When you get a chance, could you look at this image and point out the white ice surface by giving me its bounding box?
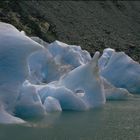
[15,83,46,118]
[0,22,43,122]
[28,48,72,83]
[102,77,132,100]
[0,22,139,124]
[98,48,115,70]
[60,52,106,108]
[38,84,89,111]
[100,50,140,94]
[48,41,91,67]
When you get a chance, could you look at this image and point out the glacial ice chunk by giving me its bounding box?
[48,41,91,67]
[102,77,132,100]
[15,82,46,119]
[0,22,42,113]
[60,52,106,108]
[0,22,42,85]
[100,50,140,94]
[28,49,72,83]
[28,40,92,83]
[0,22,139,124]
[28,48,53,83]
[38,85,88,111]
[98,48,115,70]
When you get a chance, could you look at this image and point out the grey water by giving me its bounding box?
[0,95,140,140]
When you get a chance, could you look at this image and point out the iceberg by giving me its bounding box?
[14,82,46,119]
[28,48,53,84]
[0,22,42,122]
[28,40,91,84]
[102,77,132,100]
[0,22,139,124]
[0,22,42,86]
[98,48,115,70]
[60,52,106,108]
[28,48,72,83]
[48,41,91,68]
[38,84,88,111]
[100,50,140,94]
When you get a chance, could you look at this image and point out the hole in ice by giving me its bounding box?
[75,89,85,97]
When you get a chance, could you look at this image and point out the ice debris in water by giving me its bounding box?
[0,22,139,124]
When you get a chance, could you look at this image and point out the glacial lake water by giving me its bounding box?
[0,95,140,140]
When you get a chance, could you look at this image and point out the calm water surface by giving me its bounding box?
[0,95,140,140]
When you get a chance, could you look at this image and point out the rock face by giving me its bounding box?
[0,1,140,61]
